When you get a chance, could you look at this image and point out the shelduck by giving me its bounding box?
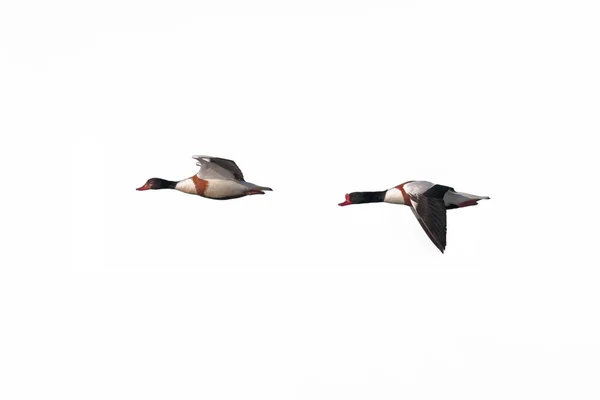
[338,181,489,253]
[137,155,272,200]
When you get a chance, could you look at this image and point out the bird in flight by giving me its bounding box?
[338,181,489,253]
[137,155,272,200]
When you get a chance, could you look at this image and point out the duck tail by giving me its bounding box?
[445,191,489,209]
[243,182,273,192]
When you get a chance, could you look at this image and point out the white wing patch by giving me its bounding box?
[193,156,237,180]
[403,181,434,196]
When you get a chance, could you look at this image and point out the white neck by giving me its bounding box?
[383,188,406,205]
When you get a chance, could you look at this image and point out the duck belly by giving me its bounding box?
[204,180,249,199]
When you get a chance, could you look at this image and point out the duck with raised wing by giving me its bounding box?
[338,181,489,253]
[137,156,272,200]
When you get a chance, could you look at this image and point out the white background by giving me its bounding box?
[2,1,600,399]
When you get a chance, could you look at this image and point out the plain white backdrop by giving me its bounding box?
[2,1,600,399]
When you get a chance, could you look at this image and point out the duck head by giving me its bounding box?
[338,191,386,206]
[136,178,177,191]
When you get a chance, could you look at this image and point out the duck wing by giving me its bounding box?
[193,156,245,181]
[407,185,453,253]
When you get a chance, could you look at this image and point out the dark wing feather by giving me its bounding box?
[422,184,454,199]
[207,158,245,181]
[410,196,447,253]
